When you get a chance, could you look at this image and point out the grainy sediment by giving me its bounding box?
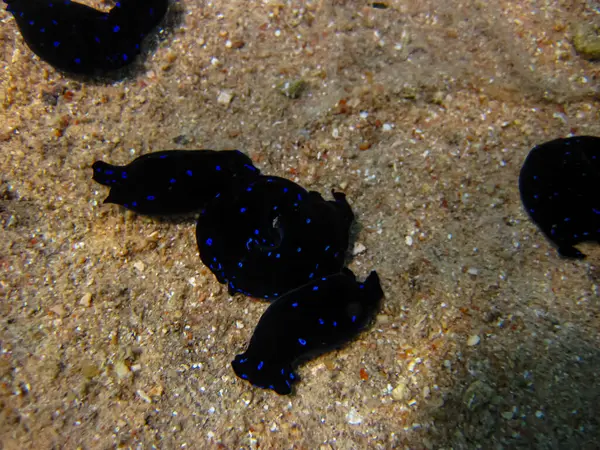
[1,1,599,448]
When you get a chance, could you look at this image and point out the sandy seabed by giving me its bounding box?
[1,1,599,449]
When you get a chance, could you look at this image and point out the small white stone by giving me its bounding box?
[217,90,234,106]
[346,407,363,425]
[467,267,479,276]
[359,111,369,119]
[133,261,145,272]
[405,235,413,246]
[235,320,244,329]
[352,242,366,255]
[467,335,481,346]
[382,123,393,131]
[535,410,544,419]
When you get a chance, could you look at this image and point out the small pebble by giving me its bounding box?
[279,79,306,99]
[133,261,145,272]
[405,236,413,246]
[392,382,407,401]
[148,385,164,397]
[79,292,93,307]
[573,22,600,59]
[240,390,254,406]
[50,304,68,317]
[423,386,431,398]
[80,359,100,378]
[467,267,479,276]
[376,314,390,324]
[467,335,481,346]
[173,134,191,145]
[346,407,363,425]
[137,389,152,403]
[501,410,515,420]
[463,380,494,410]
[217,90,234,106]
[352,242,366,255]
[114,361,131,379]
[407,358,421,372]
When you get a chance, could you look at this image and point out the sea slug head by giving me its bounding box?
[232,353,296,395]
